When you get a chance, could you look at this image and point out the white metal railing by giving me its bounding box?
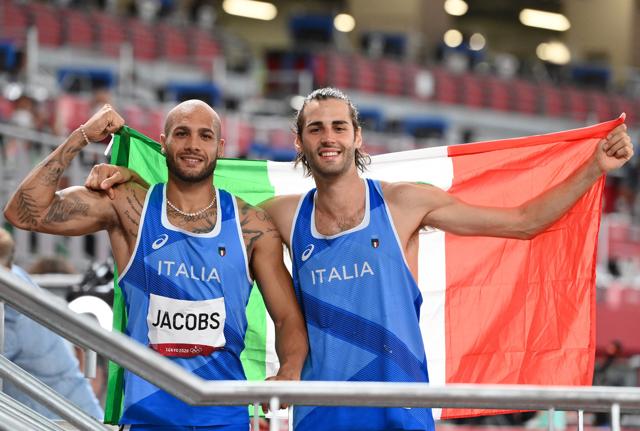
[1,266,640,431]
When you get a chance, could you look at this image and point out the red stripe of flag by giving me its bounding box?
[441,116,624,418]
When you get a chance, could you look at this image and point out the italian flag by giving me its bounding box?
[104,116,623,423]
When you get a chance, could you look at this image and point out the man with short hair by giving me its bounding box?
[81,88,634,431]
[0,228,103,420]
[4,101,308,430]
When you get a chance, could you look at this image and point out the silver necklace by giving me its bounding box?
[166,194,216,218]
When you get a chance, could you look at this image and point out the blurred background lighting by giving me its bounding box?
[519,8,570,31]
[444,29,463,48]
[469,33,486,51]
[444,0,469,17]
[536,41,571,64]
[222,0,277,21]
[334,13,356,33]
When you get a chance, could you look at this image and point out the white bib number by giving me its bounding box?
[147,294,226,357]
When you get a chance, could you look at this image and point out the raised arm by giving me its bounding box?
[237,199,308,381]
[3,105,125,235]
[388,124,633,240]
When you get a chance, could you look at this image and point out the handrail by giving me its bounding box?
[1,266,640,416]
[0,355,108,431]
[0,391,65,431]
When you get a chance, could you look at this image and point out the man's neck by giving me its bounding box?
[313,171,365,217]
[165,177,216,213]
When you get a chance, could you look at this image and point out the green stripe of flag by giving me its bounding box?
[104,126,275,424]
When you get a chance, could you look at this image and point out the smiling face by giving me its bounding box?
[161,100,224,184]
[296,98,362,179]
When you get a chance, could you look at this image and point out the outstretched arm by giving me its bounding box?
[238,200,308,381]
[388,124,634,239]
[4,105,125,235]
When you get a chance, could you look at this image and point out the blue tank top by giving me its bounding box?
[290,179,435,431]
[118,183,252,427]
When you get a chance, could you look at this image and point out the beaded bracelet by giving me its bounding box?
[79,125,91,145]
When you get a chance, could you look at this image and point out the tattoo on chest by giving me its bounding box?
[167,207,217,233]
[44,196,89,223]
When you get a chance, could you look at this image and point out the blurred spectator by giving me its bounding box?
[10,95,36,129]
[28,254,109,408]
[0,228,103,420]
[90,86,114,114]
[29,255,77,274]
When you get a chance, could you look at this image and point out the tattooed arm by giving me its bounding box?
[3,105,125,235]
[238,199,308,382]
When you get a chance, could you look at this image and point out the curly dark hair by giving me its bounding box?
[293,87,370,176]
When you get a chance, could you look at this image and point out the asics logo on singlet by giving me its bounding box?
[152,234,169,250]
[301,244,315,261]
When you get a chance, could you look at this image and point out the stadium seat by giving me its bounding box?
[540,84,564,118]
[55,95,91,133]
[0,96,13,120]
[128,17,158,61]
[484,76,510,111]
[432,67,457,105]
[460,73,483,108]
[92,11,126,57]
[353,56,376,93]
[565,87,589,122]
[0,0,28,43]
[189,28,220,71]
[588,91,613,122]
[512,79,538,115]
[311,53,328,87]
[328,52,351,89]
[26,2,63,47]
[158,23,188,63]
[64,9,95,49]
[378,59,403,96]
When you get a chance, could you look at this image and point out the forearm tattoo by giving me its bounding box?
[16,189,40,227]
[39,159,65,186]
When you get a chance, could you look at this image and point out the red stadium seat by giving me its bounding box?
[460,73,483,108]
[0,96,13,120]
[378,59,403,96]
[146,108,165,141]
[588,91,613,122]
[92,11,126,57]
[565,87,589,122]
[353,56,376,93]
[158,23,188,63]
[432,67,457,105]
[64,9,94,49]
[0,1,28,43]
[189,28,220,71]
[26,2,63,47]
[123,104,150,137]
[128,18,157,61]
[327,52,350,89]
[55,95,91,133]
[611,96,636,126]
[484,76,510,111]
[311,53,328,87]
[512,79,538,114]
[540,84,564,118]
